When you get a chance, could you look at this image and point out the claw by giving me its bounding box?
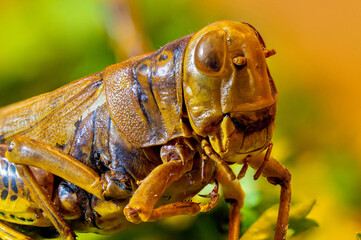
[199,181,219,212]
[124,206,142,224]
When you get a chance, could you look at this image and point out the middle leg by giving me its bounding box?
[215,166,245,240]
[124,142,195,223]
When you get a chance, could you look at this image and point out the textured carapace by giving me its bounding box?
[103,36,192,147]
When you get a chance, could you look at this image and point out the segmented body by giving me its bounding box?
[0,156,54,226]
[0,34,217,234]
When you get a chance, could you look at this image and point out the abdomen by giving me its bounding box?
[0,156,53,227]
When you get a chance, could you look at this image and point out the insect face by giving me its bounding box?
[183,21,278,163]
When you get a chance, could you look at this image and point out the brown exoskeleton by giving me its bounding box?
[0,21,290,240]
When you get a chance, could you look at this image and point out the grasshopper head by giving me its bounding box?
[183,21,278,163]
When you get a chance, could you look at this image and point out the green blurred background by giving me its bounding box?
[1,0,360,239]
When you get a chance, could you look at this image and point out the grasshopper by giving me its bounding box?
[0,21,290,240]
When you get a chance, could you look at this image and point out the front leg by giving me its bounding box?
[245,154,291,240]
[124,141,195,224]
[215,166,245,240]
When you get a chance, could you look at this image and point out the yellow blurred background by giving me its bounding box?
[0,0,360,239]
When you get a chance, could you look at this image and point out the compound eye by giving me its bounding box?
[194,29,226,76]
